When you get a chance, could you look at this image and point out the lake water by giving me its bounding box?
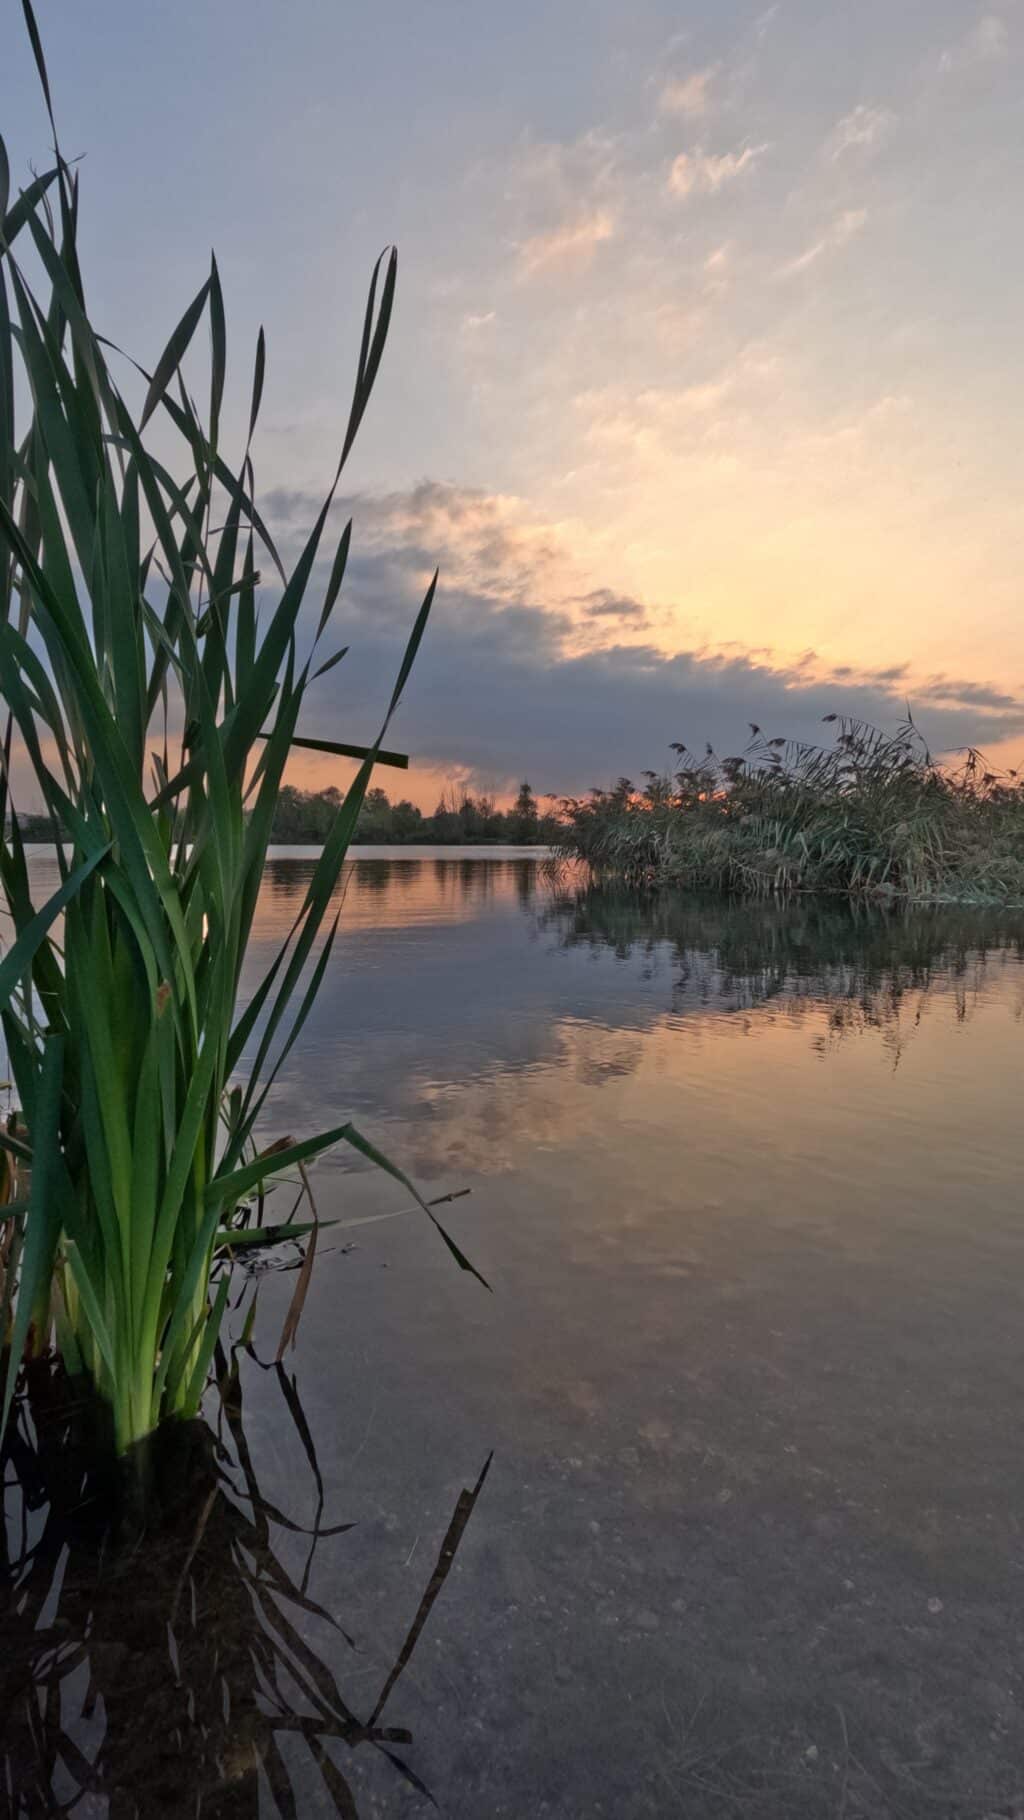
[6,850,1024,1817]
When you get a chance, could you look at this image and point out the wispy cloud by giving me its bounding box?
[777,207,867,278]
[824,104,894,160]
[754,6,780,43]
[658,66,718,118]
[518,209,616,277]
[668,143,768,199]
[938,12,1008,72]
[487,126,623,282]
[573,347,785,471]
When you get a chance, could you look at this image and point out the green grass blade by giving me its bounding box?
[0,846,108,1016]
[140,275,212,428]
[2,1034,63,1432]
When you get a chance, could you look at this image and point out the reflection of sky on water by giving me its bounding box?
[19,851,1024,1814]
[241,858,1024,1817]
[236,859,1024,1201]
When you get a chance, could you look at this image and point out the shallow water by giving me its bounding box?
[6,851,1024,1817]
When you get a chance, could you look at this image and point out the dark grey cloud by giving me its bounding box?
[261,483,1024,796]
[577,589,648,623]
[919,678,1023,712]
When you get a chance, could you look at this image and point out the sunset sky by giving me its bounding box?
[6,0,1023,806]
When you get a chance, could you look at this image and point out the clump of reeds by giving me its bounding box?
[0,4,480,1457]
[558,718,1024,904]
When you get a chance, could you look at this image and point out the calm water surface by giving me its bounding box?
[6,849,1024,1818]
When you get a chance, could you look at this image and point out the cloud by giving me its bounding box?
[668,144,768,199]
[824,104,894,160]
[265,478,579,614]
[938,13,1008,71]
[919,677,1022,711]
[492,127,621,283]
[262,483,1024,796]
[461,310,496,331]
[577,589,649,624]
[658,66,718,118]
[754,6,780,43]
[572,344,786,467]
[777,207,867,278]
[518,208,616,276]
[507,127,620,199]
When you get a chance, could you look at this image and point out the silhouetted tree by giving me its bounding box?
[357,786,394,841]
[391,798,423,838]
[509,780,539,842]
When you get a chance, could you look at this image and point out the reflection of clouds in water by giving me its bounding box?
[406,1020,648,1176]
[243,861,1024,1182]
[296,963,1024,1257]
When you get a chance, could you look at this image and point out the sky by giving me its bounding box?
[5,0,1024,806]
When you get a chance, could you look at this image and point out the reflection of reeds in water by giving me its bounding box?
[1,1352,489,1816]
[542,886,1024,1034]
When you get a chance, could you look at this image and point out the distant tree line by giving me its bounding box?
[270,780,562,845]
[10,781,563,847]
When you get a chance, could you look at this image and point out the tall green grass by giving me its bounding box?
[0,6,480,1456]
[559,718,1024,903]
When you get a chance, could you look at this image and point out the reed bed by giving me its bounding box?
[0,5,479,1458]
[558,719,1024,904]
